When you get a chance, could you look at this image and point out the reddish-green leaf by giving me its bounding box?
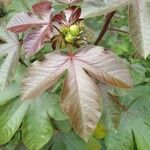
[21,45,132,140]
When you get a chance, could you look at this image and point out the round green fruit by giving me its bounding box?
[65,33,74,43]
[61,26,69,35]
[69,25,80,36]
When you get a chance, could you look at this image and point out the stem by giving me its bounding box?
[94,11,116,45]
[108,28,129,35]
[19,58,28,67]
[53,25,62,34]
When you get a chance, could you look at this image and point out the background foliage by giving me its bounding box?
[0,0,150,150]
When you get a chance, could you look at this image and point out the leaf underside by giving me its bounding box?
[129,0,150,58]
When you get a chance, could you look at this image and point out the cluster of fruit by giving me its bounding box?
[61,24,81,43]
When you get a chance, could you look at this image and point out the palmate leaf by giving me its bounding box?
[7,1,53,56]
[21,45,132,140]
[81,0,130,18]
[128,0,150,58]
[22,92,67,150]
[105,85,150,150]
[0,28,19,90]
[0,88,66,149]
[22,93,53,150]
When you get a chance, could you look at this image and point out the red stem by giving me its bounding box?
[108,93,128,112]
[94,11,116,45]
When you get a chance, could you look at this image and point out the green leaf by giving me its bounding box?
[54,119,71,133]
[99,84,121,132]
[45,94,67,121]
[22,93,54,150]
[93,123,106,140]
[87,137,101,150]
[129,0,150,58]
[81,0,129,18]
[0,82,20,106]
[130,63,146,85]
[0,28,19,90]
[0,98,28,145]
[22,92,66,150]
[51,132,87,150]
[105,85,150,150]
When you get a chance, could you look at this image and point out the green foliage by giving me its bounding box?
[0,0,150,150]
[105,86,150,150]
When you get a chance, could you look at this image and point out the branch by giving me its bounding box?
[94,11,116,45]
[108,28,129,35]
[19,57,28,67]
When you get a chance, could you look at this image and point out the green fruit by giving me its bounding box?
[61,26,69,35]
[69,25,80,36]
[65,33,74,43]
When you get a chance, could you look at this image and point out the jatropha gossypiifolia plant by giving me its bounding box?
[4,0,150,149]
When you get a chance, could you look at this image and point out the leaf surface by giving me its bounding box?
[51,132,87,150]
[76,45,132,89]
[61,59,102,140]
[81,0,130,18]
[23,26,49,56]
[0,29,19,90]
[7,12,44,33]
[0,98,28,145]
[22,45,132,140]
[55,0,81,4]
[7,1,53,55]
[22,93,54,150]
[99,83,121,132]
[32,1,52,15]
[129,0,150,58]
[0,82,20,106]
[105,86,150,150]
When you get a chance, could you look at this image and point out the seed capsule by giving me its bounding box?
[65,33,74,43]
[69,25,80,36]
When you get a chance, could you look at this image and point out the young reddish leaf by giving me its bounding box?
[32,1,52,15]
[52,6,81,26]
[55,0,81,4]
[23,26,51,56]
[7,12,44,33]
[21,45,132,140]
[7,3,54,55]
